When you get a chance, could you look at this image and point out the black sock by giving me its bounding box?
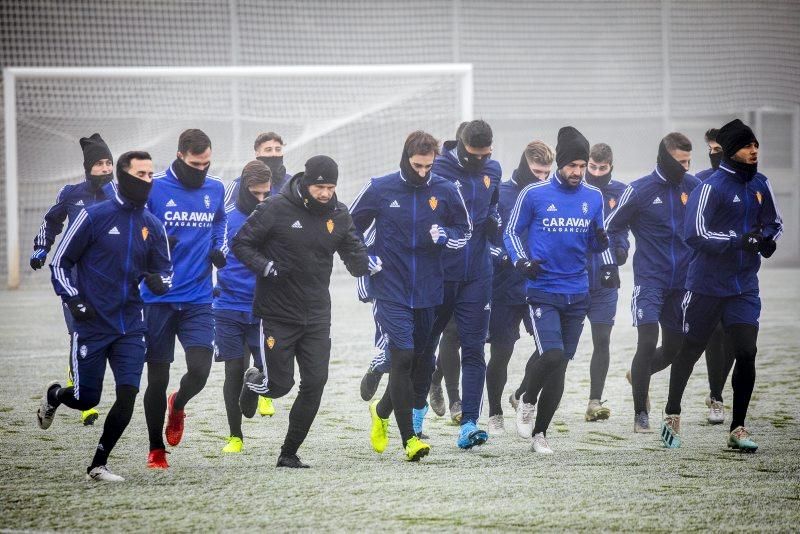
[665,338,707,415]
[387,346,415,446]
[514,350,540,400]
[704,323,728,402]
[89,385,138,470]
[630,324,658,414]
[224,358,246,439]
[281,374,326,457]
[522,349,564,405]
[144,361,170,450]
[486,342,514,416]
[438,323,461,406]
[589,323,612,400]
[375,386,393,419]
[727,324,758,431]
[173,347,213,410]
[532,359,569,435]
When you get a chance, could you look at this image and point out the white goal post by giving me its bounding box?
[3,63,473,288]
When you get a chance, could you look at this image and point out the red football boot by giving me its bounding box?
[165,391,185,446]
[147,448,169,469]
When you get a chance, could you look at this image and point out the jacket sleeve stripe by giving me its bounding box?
[603,185,633,228]
[505,184,533,261]
[763,178,784,241]
[696,184,731,241]
[446,186,472,249]
[51,208,89,297]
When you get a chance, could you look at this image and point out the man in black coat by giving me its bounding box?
[233,155,370,468]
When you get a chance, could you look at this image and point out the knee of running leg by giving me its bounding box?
[115,385,139,410]
[75,389,101,410]
[267,380,293,399]
[541,348,565,366]
[299,374,328,395]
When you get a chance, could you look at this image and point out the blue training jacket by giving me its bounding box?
[50,192,173,336]
[140,164,227,304]
[213,203,257,313]
[33,181,110,254]
[433,142,501,282]
[350,170,472,309]
[224,172,291,211]
[586,176,630,291]
[605,167,700,290]
[684,163,783,297]
[695,167,716,181]
[504,173,607,295]
[490,173,528,305]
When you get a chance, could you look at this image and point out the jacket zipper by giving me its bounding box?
[668,187,676,289]
[466,178,475,280]
[738,183,748,294]
[411,188,417,308]
[122,213,133,333]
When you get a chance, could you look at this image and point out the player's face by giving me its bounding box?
[128,158,154,182]
[528,161,551,181]
[255,139,284,158]
[733,142,759,164]
[708,141,722,154]
[248,182,270,201]
[408,152,435,178]
[177,147,212,170]
[90,158,113,176]
[561,160,586,186]
[668,148,691,171]
[308,184,336,203]
[587,158,612,177]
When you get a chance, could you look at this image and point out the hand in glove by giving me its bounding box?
[30,248,47,270]
[614,247,628,266]
[600,264,621,288]
[758,237,777,258]
[738,232,762,254]
[209,249,227,268]
[594,227,609,250]
[367,255,383,276]
[484,213,501,239]
[514,258,545,280]
[263,260,291,280]
[66,296,96,321]
[429,224,448,245]
[143,273,170,296]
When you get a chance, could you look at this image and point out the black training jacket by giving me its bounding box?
[232,175,369,325]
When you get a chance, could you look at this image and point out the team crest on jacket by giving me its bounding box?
[756,191,763,205]
[204,194,211,209]
[266,336,275,349]
[582,202,588,215]
[608,197,617,209]
[141,227,149,241]
[483,175,490,189]
[429,196,438,211]
[681,192,688,205]
[326,219,335,234]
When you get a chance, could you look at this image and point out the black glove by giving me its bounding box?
[614,247,628,266]
[514,259,544,280]
[484,214,501,239]
[263,260,291,280]
[594,227,609,250]
[759,237,777,258]
[29,248,47,270]
[167,235,179,251]
[600,264,621,288]
[143,273,169,296]
[739,232,762,254]
[209,249,227,268]
[498,253,512,269]
[66,296,95,321]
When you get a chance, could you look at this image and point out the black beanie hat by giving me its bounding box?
[79,133,113,174]
[555,126,590,169]
[301,155,338,186]
[717,119,758,160]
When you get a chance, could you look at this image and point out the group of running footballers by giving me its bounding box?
[31,118,782,481]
